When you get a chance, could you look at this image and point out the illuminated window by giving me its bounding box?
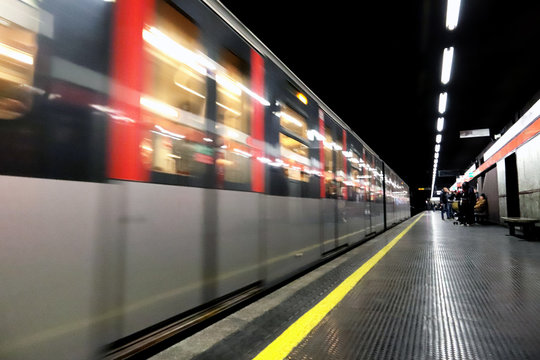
[278,106,309,182]
[216,50,250,133]
[143,0,209,177]
[0,17,37,119]
[279,133,309,181]
[218,138,251,185]
[216,50,251,185]
[279,105,307,140]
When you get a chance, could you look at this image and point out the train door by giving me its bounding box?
[335,129,351,247]
[343,137,366,244]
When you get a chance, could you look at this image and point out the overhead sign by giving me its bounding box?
[460,128,490,138]
[438,169,461,177]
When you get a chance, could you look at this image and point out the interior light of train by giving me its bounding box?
[141,96,178,120]
[436,134,442,143]
[437,117,445,131]
[167,154,181,159]
[216,101,241,116]
[435,144,441,152]
[438,92,447,114]
[216,74,242,96]
[142,145,153,152]
[441,47,454,84]
[275,111,303,127]
[0,42,34,65]
[307,129,325,141]
[203,137,213,142]
[174,81,206,99]
[237,82,270,106]
[143,26,210,75]
[342,151,353,158]
[446,0,461,31]
[296,92,308,105]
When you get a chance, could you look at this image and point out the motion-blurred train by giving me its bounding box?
[0,0,410,358]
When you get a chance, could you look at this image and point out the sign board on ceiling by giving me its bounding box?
[459,128,490,138]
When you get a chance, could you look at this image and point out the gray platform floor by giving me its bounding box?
[153,212,540,360]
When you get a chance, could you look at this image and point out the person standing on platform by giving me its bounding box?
[461,182,476,225]
[439,187,449,220]
[444,188,454,219]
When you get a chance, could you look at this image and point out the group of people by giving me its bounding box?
[438,181,488,225]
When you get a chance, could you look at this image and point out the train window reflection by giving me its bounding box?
[0,17,37,120]
[217,138,251,185]
[149,119,210,176]
[144,1,209,177]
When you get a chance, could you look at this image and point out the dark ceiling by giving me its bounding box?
[218,0,540,208]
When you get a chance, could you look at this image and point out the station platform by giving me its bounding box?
[152,211,540,360]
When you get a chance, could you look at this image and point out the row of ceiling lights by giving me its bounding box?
[431,0,462,198]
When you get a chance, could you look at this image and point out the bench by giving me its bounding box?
[501,217,540,240]
[474,211,488,224]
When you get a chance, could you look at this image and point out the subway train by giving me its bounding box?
[0,0,410,359]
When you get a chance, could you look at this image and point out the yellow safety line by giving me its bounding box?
[252,213,424,360]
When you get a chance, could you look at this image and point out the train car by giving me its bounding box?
[0,0,410,359]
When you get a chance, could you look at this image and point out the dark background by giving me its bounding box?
[219,0,540,213]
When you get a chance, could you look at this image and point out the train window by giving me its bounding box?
[0,17,37,120]
[215,50,251,186]
[217,136,251,185]
[279,104,307,140]
[216,50,251,134]
[278,105,310,182]
[149,118,209,176]
[279,133,310,182]
[145,1,206,117]
[143,0,209,177]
